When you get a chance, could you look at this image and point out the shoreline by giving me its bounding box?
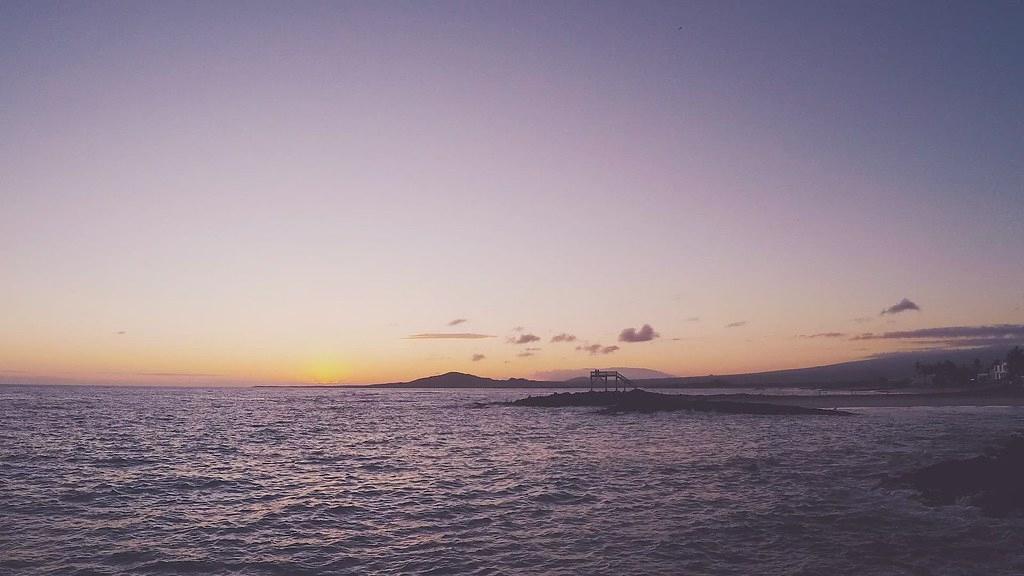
[702,389,1024,409]
[509,389,852,415]
[250,383,1024,408]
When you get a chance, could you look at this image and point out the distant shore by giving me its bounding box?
[253,381,1024,408]
[502,388,1024,410]
[707,389,1024,409]
[509,389,852,416]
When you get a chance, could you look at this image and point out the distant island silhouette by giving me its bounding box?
[362,344,1021,390]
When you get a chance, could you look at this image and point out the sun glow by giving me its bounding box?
[305,358,349,384]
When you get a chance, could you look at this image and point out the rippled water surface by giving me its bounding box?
[2,385,1023,575]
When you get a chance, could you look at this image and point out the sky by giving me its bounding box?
[1,1,1022,385]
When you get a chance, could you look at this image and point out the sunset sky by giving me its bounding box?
[2,1,1022,385]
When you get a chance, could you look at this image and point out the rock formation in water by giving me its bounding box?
[509,389,850,416]
[888,434,1024,517]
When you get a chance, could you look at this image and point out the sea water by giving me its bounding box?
[2,385,1022,575]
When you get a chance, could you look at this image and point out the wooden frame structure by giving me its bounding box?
[589,370,634,391]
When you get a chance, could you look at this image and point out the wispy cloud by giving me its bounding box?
[136,371,224,377]
[577,344,619,355]
[406,333,495,340]
[685,316,700,322]
[618,324,659,343]
[798,332,846,339]
[725,321,747,328]
[880,298,920,315]
[448,318,467,326]
[517,351,536,358]
[852,324,1024,341]
[508,333,541,345]
[550,333,577,343]
[471,353,486,362]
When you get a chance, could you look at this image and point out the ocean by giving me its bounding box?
[2,385,1022,575]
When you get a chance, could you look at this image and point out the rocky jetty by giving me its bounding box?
[888,434,1024,517]
[509,389,850,416]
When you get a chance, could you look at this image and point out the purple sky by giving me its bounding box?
[1,1,1022,384]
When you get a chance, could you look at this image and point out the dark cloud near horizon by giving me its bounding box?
[880,298,920,315]
[406,333,495,340]
[618,324,659,343]
[509,333,541,345]
[725,321,747,328]
[852,324,1024,341]
[517,351,536,358]
[471,353,485,362]
[550,333,577,343]
[798,332,846,339]
[919,337,1024,349]
[448,318,467,326]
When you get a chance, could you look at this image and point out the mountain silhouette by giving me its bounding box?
[369,345,1020,389]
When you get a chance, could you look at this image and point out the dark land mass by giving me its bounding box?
[636,344,1018,389]
[886,434,1024,517]
[359,345,1020,390]
[262,370,1024,407]
[368,372,556,388]
[508,389,851,416]
[693,386,1024,409]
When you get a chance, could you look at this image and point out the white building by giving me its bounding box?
[991,361,1009,381]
